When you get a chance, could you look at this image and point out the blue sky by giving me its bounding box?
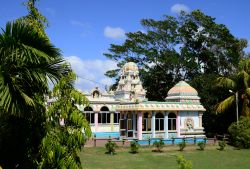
[1,0,250,91]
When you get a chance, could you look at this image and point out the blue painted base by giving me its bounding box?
[93,132,120,138]
[135,138,206,145]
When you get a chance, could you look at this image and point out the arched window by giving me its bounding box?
[92,90,100,98]
[155,112,164,131]
[99,106,110,124]
[100,106,109,111]
[83,106,94,124]
[168,113,176,130]
[84,106,93,111]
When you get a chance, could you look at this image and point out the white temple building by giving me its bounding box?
[80,62,206,140]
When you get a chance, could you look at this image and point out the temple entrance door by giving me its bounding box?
[127,119,133,138]
[120,119,126,137]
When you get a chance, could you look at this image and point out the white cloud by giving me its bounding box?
[171,4,190,14]
[65,56,117,92]
[104,26,125,39]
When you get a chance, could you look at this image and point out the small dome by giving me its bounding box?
[166,81,200,103]
[167,81,198,96]
[122,62,138,72]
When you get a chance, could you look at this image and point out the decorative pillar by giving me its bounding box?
[151,112,155,138]
[137,112,142,140]
[176,112,180,137]
[164,112,169,139]
[94,112,98,132]
[133,112,136,137]
[110,112,114,131]
[198,112,202,127]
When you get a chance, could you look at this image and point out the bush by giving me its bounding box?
[228,117,250,149]
[105,141,118,155]
[197,142,205,150]
[177,155,193,169]
[178,140,186,151]
[130,141,140,154]
[153,140,164,152]
[218,140,226,151]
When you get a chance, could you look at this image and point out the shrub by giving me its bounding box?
[197,142,205,150]
[218,140,226,151]
[130,141,140,154]
[153,140,164,152]
[105,141,118,155]
[177,155,193,169]
[228,117,250,149]
[178,140,186,151]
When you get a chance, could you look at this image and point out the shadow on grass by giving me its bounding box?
[104,152,117,155]
[152,150,163,153]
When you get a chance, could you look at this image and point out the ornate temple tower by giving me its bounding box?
[114,62,146,102]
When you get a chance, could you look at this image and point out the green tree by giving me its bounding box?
[104,10,247,134]
[0,21,66,168]
[216,58,250,117]
[104,10,246,101]
[38,70,91,169]
[18,0,48,37]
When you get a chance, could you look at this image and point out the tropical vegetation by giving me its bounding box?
[0,0,90,168]
[228,117,250,148]
[38,70,91,168]
[0,20,66,168]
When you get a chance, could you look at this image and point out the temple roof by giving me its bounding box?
[122,62,139,73]
[165,81,200,104]
[167,81,198,96]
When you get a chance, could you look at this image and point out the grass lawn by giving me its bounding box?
[79,144,250,169]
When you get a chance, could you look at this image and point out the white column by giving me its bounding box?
[137,112,142,140]
[94,112,98,132]
[176,112,180,137]
[164,112,169,139]
[151,112,155,138]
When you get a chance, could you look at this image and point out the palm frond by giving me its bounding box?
[216,95,235,114]
[216,77,236,90]
[0,21,67,116]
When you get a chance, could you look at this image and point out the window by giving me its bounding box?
[114,112,120,123]
[98,106,110,124]
[168,113,176,130]
[143,112,151,131]
[155,113,164,131]
[84,107,94,124]
[93,90,100,98]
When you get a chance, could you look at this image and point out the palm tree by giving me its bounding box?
[0,21,67,168]
[216,58,250,117]
[0,21,66,117]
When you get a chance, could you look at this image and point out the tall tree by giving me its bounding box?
[105,10,246,100]
[18,0,48,37]
[39,70,91,169]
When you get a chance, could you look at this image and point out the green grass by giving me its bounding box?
[79,144,250,169]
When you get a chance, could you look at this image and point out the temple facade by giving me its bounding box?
[80,62,206,140]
